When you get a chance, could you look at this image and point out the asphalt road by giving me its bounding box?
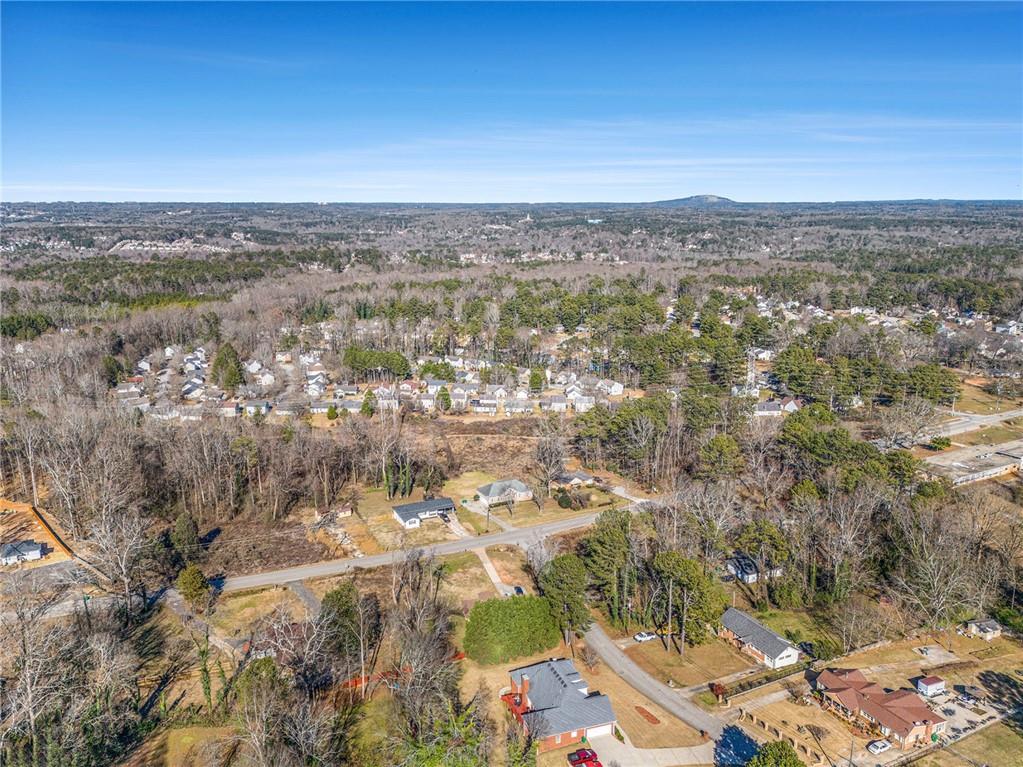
[930,407,1023,438]
[219,511,600,593]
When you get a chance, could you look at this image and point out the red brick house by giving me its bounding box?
[501,658,616,752]
[815,668,946,750]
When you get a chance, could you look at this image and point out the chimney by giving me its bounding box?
[520,674,530,700]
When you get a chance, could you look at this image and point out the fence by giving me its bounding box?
[736,707,827,767]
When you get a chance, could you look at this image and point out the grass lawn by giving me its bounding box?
[208,586,304,638]
[486,545,532,592]
[955,423,1023,446]
[580,657,708,748]
[753,607,837,649]
[440,551,498,612]
[840,633,1023,698]
[359,486,461,549]
[916,722,1023,767]
[456,506,489,535]
[485,489,618,528]
[953,376,1023,415]
[625,637,757,688]
[443,470,499,504]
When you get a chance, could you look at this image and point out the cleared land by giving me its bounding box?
[953,374,1023,415]
[208,586,305,639]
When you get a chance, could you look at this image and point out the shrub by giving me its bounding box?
[177,564,211,611]
[463,596,560,665]
[556,492,573,509]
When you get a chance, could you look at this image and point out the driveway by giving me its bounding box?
[588,733,715,767]
[584,623,727,738]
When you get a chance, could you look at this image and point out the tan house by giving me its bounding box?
[815,669,945,750]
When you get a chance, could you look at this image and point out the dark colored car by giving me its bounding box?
[513,585,525,596]
[567,750,598,766]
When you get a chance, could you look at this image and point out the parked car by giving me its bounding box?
[513,585,525,596]
[567,749,599,766]
[798,641,815,656]
[867,740,891,755]
[633,631,657,643]
[438,512,450,523]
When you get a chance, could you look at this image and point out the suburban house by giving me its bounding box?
[573,395,596,413]
[725,553,782,584]
[555,470,595,488]
[916,676,945,697]
[1,540,43,566]
[597,379,624,397]
[392,497,456,529]
[540,395,568,413]
[966,618,1002,641]
[754,397,803,418]
[477,479,533,508]
[719,607,800,669]
[244,400,271,416]
[814,668,946,750]
[501,658,616,752]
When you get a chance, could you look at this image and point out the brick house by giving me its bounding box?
[501,659,616,752]
[815,668,946,750]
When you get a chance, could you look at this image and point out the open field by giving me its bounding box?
[162,726,236,767]
[208,586,305,639]
[625,636,757,688]
[953,374,1023,415]
[443,470,499,504]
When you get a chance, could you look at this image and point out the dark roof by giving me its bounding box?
[510,658,615,736]
[392,497,455,523]
[721,607,795,661]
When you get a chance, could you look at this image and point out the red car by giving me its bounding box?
[567,749,599,766]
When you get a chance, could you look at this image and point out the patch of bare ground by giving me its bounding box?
[202,515,333,578]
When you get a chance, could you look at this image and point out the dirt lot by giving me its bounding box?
[203,513,333,578]
[0,499,68,569]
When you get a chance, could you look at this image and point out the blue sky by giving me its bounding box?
[2,2,1021,202]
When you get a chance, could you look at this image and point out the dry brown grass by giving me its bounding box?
[208,586,305,639]
[625,637,757,688]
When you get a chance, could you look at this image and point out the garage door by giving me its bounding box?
[586,724,613,738]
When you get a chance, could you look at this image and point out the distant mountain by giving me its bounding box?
[649,195,739,208]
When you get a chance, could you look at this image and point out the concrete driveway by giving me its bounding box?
[587,733,715,767]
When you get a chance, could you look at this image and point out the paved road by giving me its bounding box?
[584,623,726,738]
[219,512,600,593]
[930,407,1023,438]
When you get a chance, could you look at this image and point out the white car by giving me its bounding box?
[633,631,657,643]
[867,740,891,755]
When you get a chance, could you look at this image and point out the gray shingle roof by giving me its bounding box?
[721,607,795,661]
[510,659,615,736]
[478,479,529,498]
[392,497,455,524]
[1,540,42,560]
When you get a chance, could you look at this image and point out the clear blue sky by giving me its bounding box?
[3,2,1021,202]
